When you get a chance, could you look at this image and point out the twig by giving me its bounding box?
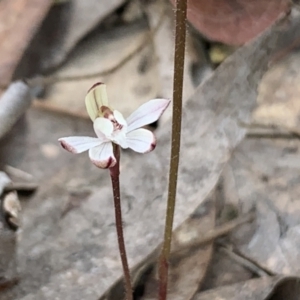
[158,0,187,299]
[0,81,32,139]
[4,165,34,182]
[219,244,276,277]
[0,172,11,195]
[219,246,270,277]
[240,121,300,139]
[4,182,38,193]
[171,213,255,261]
[247,131,300,139]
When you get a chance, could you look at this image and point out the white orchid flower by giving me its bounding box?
[59,83,170,169]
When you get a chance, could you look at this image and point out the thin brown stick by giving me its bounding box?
[240,121,300,139]
[0,81,32,139]
[219,246,271,277]
[158,0,187,299]
[4,165,34,181]
[110,147,132,300]
[4,182,38,192]
[230,244,276,275]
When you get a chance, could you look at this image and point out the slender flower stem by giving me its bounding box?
[158,0,187,299]
[110,146,133,300]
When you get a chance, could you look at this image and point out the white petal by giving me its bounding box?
[58,136,102,153]
[89,142,116,169]
[94,118,114,138]
[126,99,170,132]
[112,131,128,149]
[85,83,109,121]
[126,129,156,153]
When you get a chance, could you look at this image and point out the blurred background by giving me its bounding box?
[1,0,300,300]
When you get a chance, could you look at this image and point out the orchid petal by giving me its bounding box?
[85,83,109,121]
[112,131,128,149]
[58,136,103,153]
[94,118,114,138]
[126,128,156,153]
[89,142,116,169]
[126,99,170,132]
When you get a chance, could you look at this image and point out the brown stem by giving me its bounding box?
[158,0,187,299]
[110,146,133,300]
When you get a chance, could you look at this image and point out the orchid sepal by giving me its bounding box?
[85,82,109,121]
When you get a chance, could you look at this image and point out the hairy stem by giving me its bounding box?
[110,146,133,300]
[158,0,187,299]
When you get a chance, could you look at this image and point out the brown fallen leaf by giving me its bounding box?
[200,246,254,291]
[225,42,300,274]
[227,137,300,275]
[0,172,11,196]
[15,0,127,76]
[36,19,159,120]
[101,211,254,300]
[266,276,300,300]
[170,0,290,46]
[0,81,32,140]
[0,181,19,286]
[193,276,300,300]
[139,195,216,300]
[254,52,300,131]
[0,0,52,90]
[0,9,294,300]
[35,0,200,123]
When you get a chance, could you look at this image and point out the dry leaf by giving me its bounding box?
[0,184,18,285]
[47,0,125,69]
[141,197,215,300]
[225,42,300,273]
[254,53,300,131]
[0,172,11,195]
[193,276,300,300]
[0,81,32,139]
[0,0,52,89]
[170,0,290,46]
[15,0,126,75]
[38,20,159,119]
[0,9,294,300]
[228,138,300,275]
